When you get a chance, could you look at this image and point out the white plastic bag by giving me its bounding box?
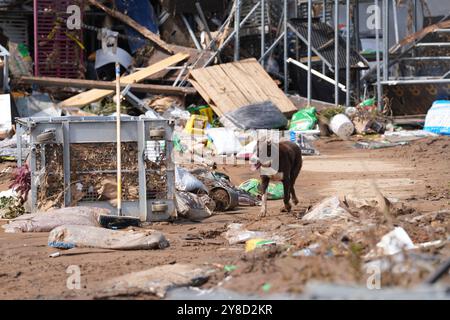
[206,128,242,155]
[175,167,207,192]
[424,100,450,135]
[48,225,169,250]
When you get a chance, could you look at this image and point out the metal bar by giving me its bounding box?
[415,42,450,47]
[288,23,334,70]
[137,119,147,222]
[173,63,188,87]
[334,0,339,106]
[181,14,202,51]
[307,0,312,104]
[204,2,261,67]
[16,125,22,167]
[322,0,327,74]
[375,0,382,111]
[234,0,241,61]
[33,0,38,76]
[62,122,71,207]
[288,58,347,92]
[399,56,450,61]
[424,258,450,285]
[345,0,350,107]
[259,32,285,62]
[354,0,361,100]
[380,79,450,85]
[284,0,288,93]
[392,0,400,44]
[383,0,389,81]
[261,0,265,66]
[195,1,216,51]
[30,144,37,212]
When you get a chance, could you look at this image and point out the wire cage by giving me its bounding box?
[16,116,175,222]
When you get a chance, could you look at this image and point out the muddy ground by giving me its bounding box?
[0,136,448,299]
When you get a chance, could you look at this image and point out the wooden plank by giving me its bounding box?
[87,0,173,54]
[190,59,297,116]
[20,76,197,96]
[59,53,189,108]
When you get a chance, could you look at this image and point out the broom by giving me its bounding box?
[98,62,140,229]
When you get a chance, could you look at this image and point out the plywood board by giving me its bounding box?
[190,58,297,116]
[59,53,189,108]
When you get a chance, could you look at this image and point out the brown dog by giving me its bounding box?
[251,140,302,217]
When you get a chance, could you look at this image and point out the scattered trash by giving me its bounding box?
[366,227,416,258]
[222,101,288,130]
[49,252,61,258]
[383,130,438,143]
[261,283,272,292]
[175,167,208,193]
[175,191,214,220]
[302,196,353,221]
[224,265,237,272]
[292,243,321,257]
[238,179,284,200]
[424,100,450,136]
[209,186,239,211]
[1,207,108,233]
[354,140,409,149]
[329,114,354,139]
[101,263,214,298]
[289,107,317,131]
[48,225,169,250]
[206,128,242,155]
[245,238,276,252]
[223,223,267,245]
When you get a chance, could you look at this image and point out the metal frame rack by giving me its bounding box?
[16,116,176,222]
[187,0,449,111]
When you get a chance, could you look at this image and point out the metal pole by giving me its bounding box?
[322,0,327,74]
[383,0,389,81]
[345,0,350,107]
[181,14,202,51]
[334,0,339,106]
[354,0,361,100]
[283,0,288,93]
[307,0,312,105]
[195,2,216,50]
[235,0,241,61]
[392,0,400,44]
[261,0,265,66]
[33,0,38,76]
[375,0,382,111]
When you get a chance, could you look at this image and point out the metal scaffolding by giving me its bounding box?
[183,0,450,111]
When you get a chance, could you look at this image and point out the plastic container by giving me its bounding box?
[329,114,354,139]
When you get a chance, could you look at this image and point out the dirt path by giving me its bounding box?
[0,137,448,299]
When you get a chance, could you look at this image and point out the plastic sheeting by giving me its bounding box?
[221,101,288,130]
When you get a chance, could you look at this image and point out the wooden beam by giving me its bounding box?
[87,0,174,54]
[20,76,197,96]
[59,52,189,108]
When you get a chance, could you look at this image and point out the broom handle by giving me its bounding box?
[115,62,122,215]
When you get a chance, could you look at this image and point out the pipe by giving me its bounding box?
[181,14,202,51]
[334,0,339,106]
[283,0,288,93]
[345,0,350,107]
[235,0,241,61]
[261,0,265,66]
[33,0,38,76]
[307,0,312,105]
[375,0,382,111]
[288,58,347,92]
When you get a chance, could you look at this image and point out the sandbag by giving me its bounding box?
[222,101,288,130]
[48,225,169,250]
[289,107,317,131]
[238,179,284,200]
[175,167,207,193]
[175,191,214,220]
[1,206,108,233]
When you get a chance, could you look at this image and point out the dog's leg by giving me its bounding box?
[290,187,299,206]
[281,176,292,212]
[259,176,269,218]
[290,159,302,206]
